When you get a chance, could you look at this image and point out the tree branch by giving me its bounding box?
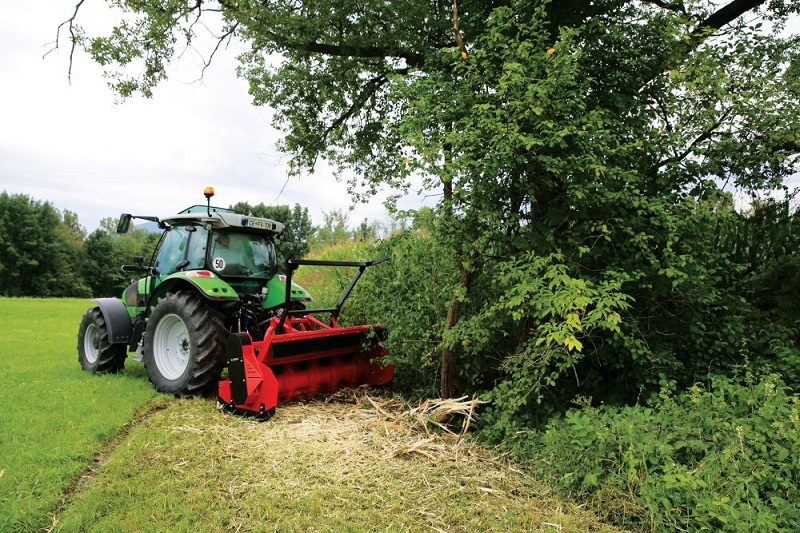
[638,0,768,97]
[301,42,424,68]
[652,109,732,171]
[44,0,85,84]
[322,73,388,136]
[639,0,688,13]
[199,22,239,80]
[453,0,467,58]
[692,0,765,37]
[302,73,390,167]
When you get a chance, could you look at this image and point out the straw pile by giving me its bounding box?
[207,388,503,478]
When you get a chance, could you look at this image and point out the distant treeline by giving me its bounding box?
[0,191,398,298]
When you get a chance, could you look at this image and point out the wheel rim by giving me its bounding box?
[153,313,191,380]
[83,323,100,364]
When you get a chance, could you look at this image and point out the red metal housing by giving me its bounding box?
[217,314,393,420]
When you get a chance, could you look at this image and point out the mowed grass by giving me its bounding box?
[51,394,616,533]
[1,298,616,532]
[0,298,161,531]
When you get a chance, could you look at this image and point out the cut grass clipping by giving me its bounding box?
[52,391,615,532]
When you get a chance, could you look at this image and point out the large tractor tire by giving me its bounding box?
[143,291,226,396]
[77,307,126,374]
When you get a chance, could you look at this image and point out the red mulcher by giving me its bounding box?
[217,258,394,420]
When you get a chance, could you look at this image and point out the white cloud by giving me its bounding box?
[0,1,429,233]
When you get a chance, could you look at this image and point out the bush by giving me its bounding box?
[517,372,800,531]
[345,230,459,397]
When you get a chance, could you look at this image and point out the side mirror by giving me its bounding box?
[117,213,132,234]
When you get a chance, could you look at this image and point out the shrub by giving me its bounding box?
[517,372,800,531]
[345,230,458,397]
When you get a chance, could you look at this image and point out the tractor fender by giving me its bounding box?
[151,271,240,304]
[91,297,133,345]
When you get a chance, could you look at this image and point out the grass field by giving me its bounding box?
[0,298,160,530]
[0,297,615,532]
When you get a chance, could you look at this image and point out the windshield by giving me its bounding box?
[208,231,277,278]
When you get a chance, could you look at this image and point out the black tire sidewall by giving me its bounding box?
[77,307,125,374]
[77,310,101,372]
[143,291,224,395]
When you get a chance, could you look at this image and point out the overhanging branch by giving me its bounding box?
[301,42,424,68]
[44,0,85,84]
[692,0,766,36]
[312,73,389,156]
[652,109,732,171]
[640,0,769,93]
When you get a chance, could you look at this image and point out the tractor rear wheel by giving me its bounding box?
[77,307,126,374]
[143,291,226,396]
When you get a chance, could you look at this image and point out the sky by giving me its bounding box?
[0,2,429,233]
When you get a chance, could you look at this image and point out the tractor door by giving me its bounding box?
[125,225,207,312]
[154,225,209,281]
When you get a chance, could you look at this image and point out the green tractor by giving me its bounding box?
[77,188,391,419]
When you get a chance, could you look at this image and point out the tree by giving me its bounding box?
[60,1,800,400]
[52,209,91,297]
[0,192,74,296]
[312,209,353,247]
[99,216,119,234]
[80,223,161,297]
[82,229,121,297]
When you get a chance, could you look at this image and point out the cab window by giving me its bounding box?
[155,226,207,276]
[209,231,276,277]
[186,226,209,270]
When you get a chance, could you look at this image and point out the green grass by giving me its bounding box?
[0,298,161,531]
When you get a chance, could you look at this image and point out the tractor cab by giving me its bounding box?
[116,188,310,331]
[154,210,281,280]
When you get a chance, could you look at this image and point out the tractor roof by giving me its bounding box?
[180,205,239,215]
[162,206,285,235]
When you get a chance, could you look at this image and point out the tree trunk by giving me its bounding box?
[440,266,474,398]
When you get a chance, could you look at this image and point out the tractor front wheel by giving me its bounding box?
[77,307,126,374]
[143,291,226,396]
